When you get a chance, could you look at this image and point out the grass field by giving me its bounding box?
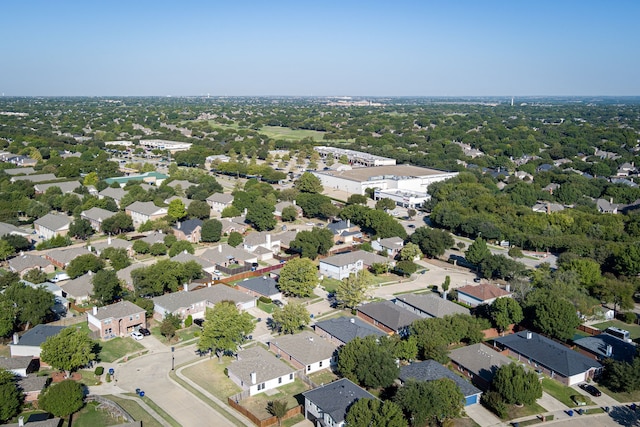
[97,336,145,363]
[106,395,165,427]
[542,378,591,407]
[592,320,640,339]
[181,357,241,401]
[70,401,122,427]
[504,401,547,421]
[203,120,354,143]
[599,384,640,403]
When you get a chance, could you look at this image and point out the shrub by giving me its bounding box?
[621,312,637,324]
[259,296,272,304]
[185,315,193,327]
[94,366,104,376]
[481,391,507,418]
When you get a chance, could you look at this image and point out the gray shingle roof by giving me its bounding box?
[99,187,127,201]
[44,247,91,266]
[3,167,36,175]
[173,219,202,235]
[206,192,234,204]
[228,346,295,386]
[152,284,255,313]
[34,213,71,231]
[60,273,94,298]
[9,254,52,273]
[321,250,387,268]
[358,300,422,331]
[14,325,65,347]
[314,317,386,345]
[34,181,82,194]
[302,378,376,424]
[170,252,215,270]
[11,173,57,183]
[448,343,513,384]
[399,360,481,398]
[495,331,602,377]
[0,222,31,237]
[0,356,34,370]
[238,276,279,297]
[126,201,167,216]
[81,207,117,222]
[395,293,470,318]
[17,373,48,393]
[271,331,337,365]
[573,334,637,363]
[91,300,145,321]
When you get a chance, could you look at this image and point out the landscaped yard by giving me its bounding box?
[150,325,201,345]
[106,395,165,427]
[542,378,591,407]
[592,320,640,340]
[97,336,145,363]
[181,357,241,401]
[240,379,309,420]
[599,384,640,403]
[308,369,339,386]
[504,401,547,421]
[70,401,123,427]
[257,300,275,314]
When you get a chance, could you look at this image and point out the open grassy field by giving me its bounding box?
[203,120,355,143]
[592,320,640,339]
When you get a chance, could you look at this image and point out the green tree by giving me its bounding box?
[0,240,14,261]
[132,240,150,254]
[66,254,105,279]
[246,198,276,231]
[168,240,194,257]
[4,282,53,328]
[0,369,22,422]
[345,398,407,427]
[410,227,454,258]
[160,313,181,340]
[525,290,580,341]
[227,231,243,247]
[398,242,421,261]
[489,297,523,333]
[91,269,122,306]
[337,335,399,388]
[559,257,601,289]
[38,379,84,417]
[289,228,334,259]
[23,268,48,284]
[149,242,167,256]
[221,205,241,218]
[83,171,99,187]
[267,400,289,427]
[465,237,491,266]
[201,219,223,242]
[186,199,211,220]
[271,302,310,334]
[346,194,368,205]
[601,357,640,393]
[198,301,255,361]
[280,205,299,222]
[278,258,318,297]
[40,328,96,378]
[507,246,524,259]
[442,275,451,294]
[335,270,373,309]
[168,198,187,221]
[69,218,94,240]
[493,363,542,405]
[394,378,464,427]
[375,198,396,211]
[101,212,134,235]
[0,297,17,338]
[100,247,131,271]
[394,260,418,276]
[294,172,323,194]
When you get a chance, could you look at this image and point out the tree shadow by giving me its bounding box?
[608,405,640,426]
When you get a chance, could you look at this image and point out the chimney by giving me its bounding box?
[218,245,222,253]
[108,236,112,245]
[177,221,181,230]
[18,417,24,427]
[88,270,93,276]
[12,333,19,345]
[308,336,314,342]
[266,234,271,247]
[293,200,296,206]
[526,331,532,340]
[505,284,511,292]
[610,197,614,204]
[183,283,188,292]
[350,318,355,324]
[347,219,351,228]
[243,208,248,216]
[92,306,98,316]
[606,345,613,357]
[250,372,256,384]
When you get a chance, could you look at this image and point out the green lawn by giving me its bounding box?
[70,401,122,427]
[321,278,341,293]
[599,384,640,403]
[308,369,339,386]
[150,325,201,345]
[257,300,275,314]
[542,378,591,407]
[240,379,309,419]
[96,337,145,363]
[106,395,164,427]
[504,402,547,421]
[592,320,640,340]
[181,357,241,401]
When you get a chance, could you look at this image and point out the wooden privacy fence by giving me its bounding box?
[228,397,302,427]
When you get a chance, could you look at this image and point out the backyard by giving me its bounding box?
[592,320,640,340]
[239,379,309,420]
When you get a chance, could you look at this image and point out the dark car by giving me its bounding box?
[138,328,151,336]
[580,383,601,397]
[193,318,205,327]
[273,299,284,308]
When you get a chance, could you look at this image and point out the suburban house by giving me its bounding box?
[371,236,404,258]
[166,180,196,191]
[200,244,258,268]
[80,207,117,232]
[494,331,603,385]
[10,325,65,358]
[165,196,193,208]
[17,375,49,403]
[152,284,256,321]
[23,280,67,318]
[456,284,513,307]
[357,300,422,336]
[98,187,127,207]
[206,192,234,213]
[313,317,386,347]
[43,246,91,269]
[236,276,282,300]
[326,219,362,243]
[172,219,203,243]
[573,334,637,363]
[274,201,302,219]
[125,201,168,227]
[92,237,134,258]
[399,360,482,406]
[219,218,248,235]
[33,181,82,195]
[0,222,32,240]
[269,331,338,374]
[243,232,281,260]
[117,263,148,291]
[227,346,296,396]
[33,213,71,240]
[394,293,470,318]
[276,230,299,251]
[302,378,376,427]
[140,231,167,246]
[170,252,218,276]
[3,167,36,176]
[9,254,54,277]
[60,273,94,304]
[88,301,146,340]
[319,250,389,280]
[10,173,57,183]
[448,343,514,390]
[0,356,39,377]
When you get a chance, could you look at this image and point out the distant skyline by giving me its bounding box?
[2,1,639,97]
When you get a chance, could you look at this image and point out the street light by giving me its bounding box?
[171,346,175,371]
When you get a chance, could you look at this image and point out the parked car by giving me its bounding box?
[138,328,151,336]
[273,299,284,308]
[130,331,143,340]
[580,383,601,397]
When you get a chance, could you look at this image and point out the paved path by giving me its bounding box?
[464,403,503,427]
[538,391,569,412]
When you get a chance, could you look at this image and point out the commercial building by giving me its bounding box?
[313,146,396,167]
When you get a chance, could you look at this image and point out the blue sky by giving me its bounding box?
[2,1,638,96]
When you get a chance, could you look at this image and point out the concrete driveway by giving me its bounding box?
[464,403,503,427]
[569,383,619,408]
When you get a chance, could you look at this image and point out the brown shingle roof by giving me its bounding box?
[456,283,511,301]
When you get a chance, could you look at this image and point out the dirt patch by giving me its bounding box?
[51,372,82,382]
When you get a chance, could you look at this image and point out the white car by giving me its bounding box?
[130,331,143,340]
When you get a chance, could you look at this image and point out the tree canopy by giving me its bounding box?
[271,302,310,334]
[40,328,96,377]
[198,301,255,360]
[278,258,318,297]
